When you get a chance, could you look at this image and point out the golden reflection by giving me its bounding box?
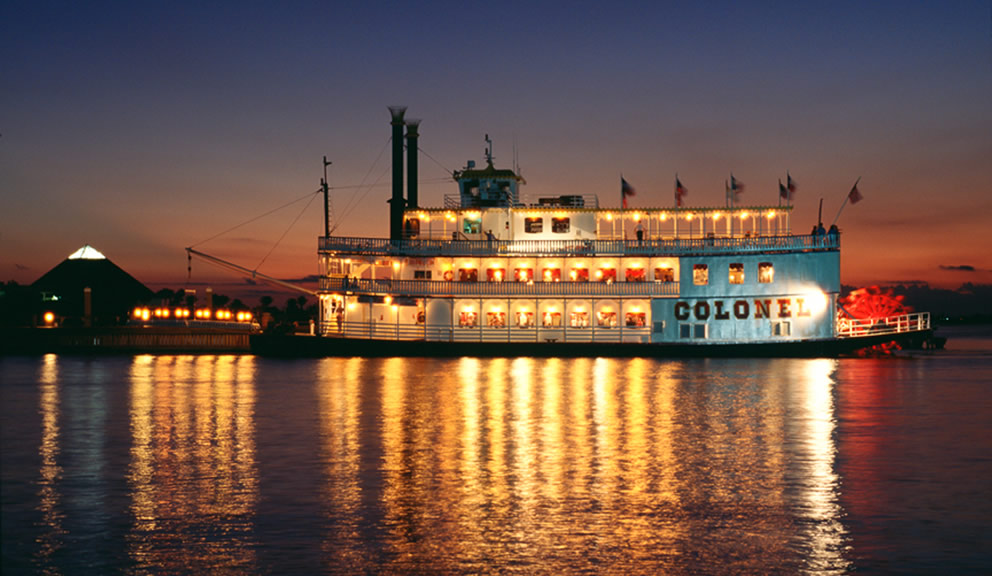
[127,355,258,574]
[36,354,65,566]
[317,357,364,568]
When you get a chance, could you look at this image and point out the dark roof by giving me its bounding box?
[32,247,153,319]
[453,162,524,182]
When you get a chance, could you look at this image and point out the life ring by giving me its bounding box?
[443,270,453,281]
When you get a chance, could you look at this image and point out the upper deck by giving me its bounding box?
[319,231,837,258]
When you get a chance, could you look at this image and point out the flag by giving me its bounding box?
[621,177,635,208]
[675,176,687,207]
[730,174,744,202]
[779,179,788,200]
[787,172,797,195]
[848,181,862,204]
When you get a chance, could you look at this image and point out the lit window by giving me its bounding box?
[598,268,617,283]
[654,267,674,282]
[514,268,533,282]
[570,311,589,327]
[459,311,478,327]
[542,311,561,327]
[552,217,570,233]
[413,270,432,280]
[543,268,561,282]
[693,264,708,285]
[458,268,478,282]
[463,216,481,234]
[487,268,505,282]
[525,217,543,233]
[625,312,646,327]
[570,267,589,282]
[729,263,744,284]
[759,262,774,283]
[516,311,534,328]
[625,268,646,283]
[597,311,617,328]
[487,312,506,327]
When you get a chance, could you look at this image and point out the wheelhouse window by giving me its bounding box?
[693,264,708,286]
[625,268,646,283]
[463,216,481,234]
[458,268,478,282]
[759,262,774,283]
[542,268,561,282]
[459,311,478,327]
[552,217,570,233]
[597,310,617,328]
[729,263,744,284]
[486,268,505,282]
[514,268,533,282]
[597,268,617,283]
[524,217,543,233]
[654,267,675,282]
[516,311,534,328]
[570,267,589,282]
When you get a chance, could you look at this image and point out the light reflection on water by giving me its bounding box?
[20,352,992,573]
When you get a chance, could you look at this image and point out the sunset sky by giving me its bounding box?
[3,1,990,297]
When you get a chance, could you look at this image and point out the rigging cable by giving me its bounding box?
[255,189,321,270]
[189,188,322,248]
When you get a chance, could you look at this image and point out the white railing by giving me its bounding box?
[835,312,930,338]
[319,276,680,297]
[321,320,651,343]
[318,234,838,258]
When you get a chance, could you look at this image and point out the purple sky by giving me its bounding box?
[3,1,990,297]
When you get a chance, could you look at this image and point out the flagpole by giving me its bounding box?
[831,176,860,227]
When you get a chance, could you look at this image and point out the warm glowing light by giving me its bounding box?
[43,311,55,324]
[384,296,393,305]
[685,213,693,221]
[633,213,642,221]
[575,306,586,313]
[629,262,643,268]
[491,306,502,313]
[605,213,613,221]
[595,270,603,278]
[392,261,400,270]
[347,302,357,311]
[712,213,721,221]
[803,289,829,316]
[462,305,474,312]
[630,306,642,313]
[141,309,150,321]
[767,210,776,219]
[660,213,668,221]
[133,308,143,318]
[739,211,749,219]
[391,305,398,312]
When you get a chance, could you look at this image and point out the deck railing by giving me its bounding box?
[319,276,681,297]
[321,320,650,343]
[318,234,838,258]
[835,312,931,338]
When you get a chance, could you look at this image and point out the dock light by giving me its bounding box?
[141,309,150,321]
[44,311,55,324]
[133,308,143,319]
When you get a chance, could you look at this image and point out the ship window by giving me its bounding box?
[486,268,505,282]
[459,311,478,327]
[693,324,707,338]
[759,262,774,283]
[542,311,561,327]
[773,321,791,336]
[597,268,617,283]
[570,267,589,282]
[552,217,570,233]
[405,218,420,238]
[653,321,665,333]
[570,311,589,327]
[654,267,675,282]
[514,268,533,282]
[729,263,744,284]
[458,268,478,282]
[543,268,561,282]
[693,264,708,285]
[487,312,506,327]
[525,217,543,233]
[516,311,534,328]
[413,270,432,280]
[463,216,481,234]
[679,324,691,339]
[625,312,646,327]
[625,268,646,283]
[597,311,617,328]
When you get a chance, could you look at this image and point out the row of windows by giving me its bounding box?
[679,320,791,339]
[524,217,570,233]
[692,262,774,286]
[415,267,676,283]
[458,310,646,328]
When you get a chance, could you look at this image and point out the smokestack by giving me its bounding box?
[389,106,407,242]
[405,119,420,210]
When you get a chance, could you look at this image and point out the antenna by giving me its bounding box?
[321,156,333,237]
[485,133,493,166]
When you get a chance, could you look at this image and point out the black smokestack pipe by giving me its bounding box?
[405,119,420,210]
[389,106,406,242]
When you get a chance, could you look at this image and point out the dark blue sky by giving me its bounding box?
[2,1,990,291]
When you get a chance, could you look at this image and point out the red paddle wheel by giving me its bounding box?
[837,286,913,354]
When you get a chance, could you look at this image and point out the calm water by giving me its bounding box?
[2,327,991,575]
